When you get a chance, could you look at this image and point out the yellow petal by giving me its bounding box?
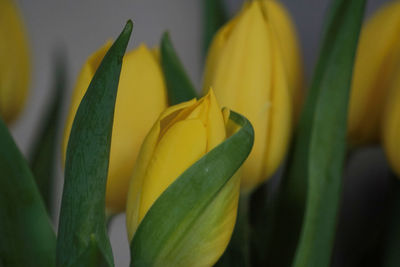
[133,119,207,239]
[211,2,273,191]
[159,98,198,137]
[0,0,30,124]
[262,23,292,181]
[125,119,161,240]
[126,98,198,238]
[204,1,297,192]
[205,89,227,150]
[348,1,400,145]
[203,14,240,91]
[262,0,304,119]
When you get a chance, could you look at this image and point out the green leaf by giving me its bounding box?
[265,0,366,266]
[291,0,366,266]
[0,119,56,266]
[130,111,254,267]
[56,21,133,267]
[161,32,198,105]
[30,52,66,214]
[203,0,227,55]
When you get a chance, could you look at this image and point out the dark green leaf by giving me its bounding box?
[30,51,66,214]
[161,32,198,105]
[265,0,366,266]
[56,21,133,267]
[0,118,56,267]
[203,0,227,55]
[292,0,366,266]
[130,111,254,266]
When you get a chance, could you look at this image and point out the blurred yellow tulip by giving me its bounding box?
[126,90,239,266]
[203,0,303,192]
[63,43,168,214]
[382,66,400,177]
[0,0,30,124]
[348,1,400,146]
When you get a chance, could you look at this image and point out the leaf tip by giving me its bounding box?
[125,19,134,34]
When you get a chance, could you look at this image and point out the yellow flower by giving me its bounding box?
[348,1,400,146]
[382,67,400,176]
[0,0,30,124]
[126,90,239,266]
[203,0,302,192]
[62,43,168,214]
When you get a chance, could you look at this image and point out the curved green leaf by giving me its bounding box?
[203,0,227,55]
[292,0,366,266]
[0,118,56,267]
[30,52,66,214]
[161,32,198,105]
[130,111,254,267]
[265,0,366,266]
[56,21,133,267]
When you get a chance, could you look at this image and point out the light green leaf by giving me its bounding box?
[56,21,133,267]
[161,32,198,105]
[0,118,56,266]
[292,0,366,266]
[130,111,254,267]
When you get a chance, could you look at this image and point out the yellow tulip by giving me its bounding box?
[0,0,30,124]
[203,0,302,192]
[382,67,400,176]
[348,1,400,146]
[126,90,239,266]
[62,43,168,214]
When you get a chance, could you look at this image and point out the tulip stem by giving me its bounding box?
[215,193,251,267]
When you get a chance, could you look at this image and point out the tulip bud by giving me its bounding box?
[0,0,30,124]
[62,43,168,214]
[382,67,400,177]
[126,90,238,266]
[348,1,400,146]
[203,0,302,192]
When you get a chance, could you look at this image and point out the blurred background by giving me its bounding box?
[9,0,391,266]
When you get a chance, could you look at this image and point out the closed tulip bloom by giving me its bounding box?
[204,0,302,192]
[0,0,30,124]
[63,43,168,214]
[348,1,400,146]
[382,68,400,176]
[126,90,239,266]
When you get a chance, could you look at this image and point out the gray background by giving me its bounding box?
[9,0,391,266]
